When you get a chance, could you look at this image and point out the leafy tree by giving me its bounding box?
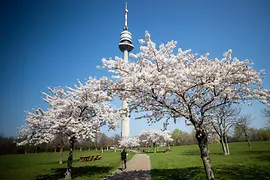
[102,31,269,180]
[96,132,111,152]
[171,129,185,145]
[0,136,19,155]
[258,128,270,141]
[112,134,121,145]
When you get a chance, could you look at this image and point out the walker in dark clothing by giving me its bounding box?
[121,149,127,170]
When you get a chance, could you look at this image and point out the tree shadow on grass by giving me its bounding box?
[43,159,79,165]
[151,167,203,180]
[103,170,151,180]
[182,150,224,156]
[151,165,270,180]
[44,157,104,165]
[215,165,270,180]
[255,154,270,162]
[244,150,270,155]
[35,165,113,180]
[144,151,168,154]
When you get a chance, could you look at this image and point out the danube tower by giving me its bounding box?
[119,2,134,138]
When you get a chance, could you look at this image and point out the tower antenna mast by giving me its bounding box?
[124,2,128,29]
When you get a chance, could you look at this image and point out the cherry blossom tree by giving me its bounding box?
[118,136,140,148]
[200,121,220,145]
[18,87,69,164]
[17,107,52,146]
[102,31,270,180]
[139,130,172,153]
[18,77,121,179]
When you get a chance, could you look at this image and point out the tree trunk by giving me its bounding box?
[224,134,230,155]
[80,147,82,151]
[101,147,103,153]
[244,131,251,148]
[167,141,171,149]
[59,141,63,164]
[220,135,228,155]
[195,128,215,180]
[153,143,157,153]
[65,137,75,179]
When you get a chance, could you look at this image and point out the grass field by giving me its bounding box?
[148,141,270,180]
[0,149,134,180]
[0,142,269,180]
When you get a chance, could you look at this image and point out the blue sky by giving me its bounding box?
[0,0,269,137]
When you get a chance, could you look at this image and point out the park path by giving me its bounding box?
[102,152,151,180]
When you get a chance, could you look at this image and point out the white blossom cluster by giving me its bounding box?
[118,130,172,148]
[18,77,121,146]
[138,130,173,146]
[118,136,140,148]
[102,31,270,127]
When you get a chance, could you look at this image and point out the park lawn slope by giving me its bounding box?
[0,150,134,180]
[148,141,270,180]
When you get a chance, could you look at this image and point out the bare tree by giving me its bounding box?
[263,106,270,127]
[112,134,121,145]
[51,136,66,164]
[236,114,252,148]
[210,104,240,155]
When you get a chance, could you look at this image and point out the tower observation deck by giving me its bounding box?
[119,2,134,53]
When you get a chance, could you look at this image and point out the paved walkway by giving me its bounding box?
[102,152,151,180]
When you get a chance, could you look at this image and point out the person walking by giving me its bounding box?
[121,148,128,170]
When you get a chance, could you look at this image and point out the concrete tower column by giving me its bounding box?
[122,50,130,138]
[122,98,130,138]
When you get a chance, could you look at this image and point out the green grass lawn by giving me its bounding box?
[1,142,269,180]
[0,149,134,180]
[148,141,270,180]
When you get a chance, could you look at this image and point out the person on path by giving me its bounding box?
[121,149,128,170]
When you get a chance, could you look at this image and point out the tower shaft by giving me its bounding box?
[121,93,130,138]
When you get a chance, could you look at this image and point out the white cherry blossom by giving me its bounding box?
[102,31,270,180]
[118,136,140,148]
[18,77,121,179]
